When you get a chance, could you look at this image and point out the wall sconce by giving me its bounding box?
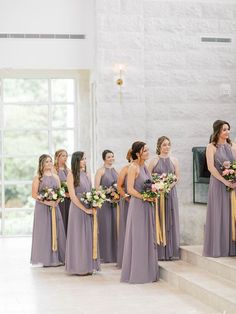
[116,64,124,86]
[115,64,125,103]
[116,77,123,86]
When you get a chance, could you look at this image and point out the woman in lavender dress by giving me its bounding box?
[54,149,71,235]
[121,142,159,284]
[95,150,118,263]
[31,154,66,266]
[65,151,100,275]
[116,149,132,269]
[148,136,180,260]
[203,120,236,257]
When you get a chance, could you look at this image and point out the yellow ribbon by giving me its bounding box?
[117,203,120,239]
[231,190,236,242]
[93,208,98,259]
[51,206,58,252]
[155,193,166,246]
[160,192,166,246]
[155,198,163,245]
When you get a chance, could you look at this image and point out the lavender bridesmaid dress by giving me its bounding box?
[58,168,71,235]
[121,165,159,284]
[203,143,236,257]
[65,171,100,274]
[153,157,180,260]
[66,171,100,275]
[31,175,66,266]
[98,167,118,263]
[117,175,129,269]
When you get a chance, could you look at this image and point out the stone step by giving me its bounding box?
[159,260,236,314]
[180,245,236,284]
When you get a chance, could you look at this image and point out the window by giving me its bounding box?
[0,77,78,235]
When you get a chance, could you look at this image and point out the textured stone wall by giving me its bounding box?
[94,0,236,244]
[94,0,145,164]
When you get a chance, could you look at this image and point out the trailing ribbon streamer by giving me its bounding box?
[155,198,163,245]
[231,190,236,242]
[117,203,120,238]
[160,192,166,246]
[93,208,98,259]
[51,206,58,252]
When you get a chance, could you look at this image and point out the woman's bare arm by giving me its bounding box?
[94,168,105,189]
[127,164,143,199]
[117,165,129,198]
[206,143,232,187]
[31,176,56,207]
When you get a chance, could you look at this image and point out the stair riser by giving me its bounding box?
[160,267,236,314]
[180,249,236,284]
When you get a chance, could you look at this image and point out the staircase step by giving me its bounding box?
[180,245,236,283]
[159,260,236,314]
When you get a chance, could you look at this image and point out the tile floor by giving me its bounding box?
[0,237,216,314]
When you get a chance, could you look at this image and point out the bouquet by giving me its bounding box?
[38,186,65,203]
[105,183,121,204]
[81,187,106,260]
[152,172,177,195]
[141,179,160,202]
[61,181,69,193]
[221,160,236,191]
[80,187,107,208]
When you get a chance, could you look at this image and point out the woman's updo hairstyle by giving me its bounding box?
[156,136,171,155]
[130,141,146,160]
[102,149,114,161]
[126,149,132,163]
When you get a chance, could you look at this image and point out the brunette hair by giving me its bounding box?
[156,136,171,155]
[130,141,146,160]
[126,149,132,162]
[54,149,68,173]
[210,120,231,146]
[37,154,52,181]
[71,151,85,187]
[102,149,114,161]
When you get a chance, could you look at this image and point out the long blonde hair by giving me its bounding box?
[54,149,68,173]
[37,154,52,181]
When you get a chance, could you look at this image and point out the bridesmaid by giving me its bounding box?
[54,149,71,235]
[31,154,66,266]
[121,141,159,284]
[148,136,180,260]
[117,149,132,269]
[203,120,236,257]
[65,151,100,275]
[95,150,118,263]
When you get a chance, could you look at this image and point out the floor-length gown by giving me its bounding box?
[152,157,180,260]
[97,168,118,263]
[121,165,159,284]
[65,171,100,274]
[117,175,129,268]
[203,143,236,257]
[31,175,66,266]
[58,168,71,235]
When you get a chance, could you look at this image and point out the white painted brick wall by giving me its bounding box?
[94,0,236,244]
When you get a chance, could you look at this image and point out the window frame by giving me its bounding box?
[0,71,80,236]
